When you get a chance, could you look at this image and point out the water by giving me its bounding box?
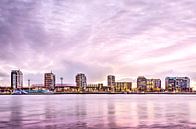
[0,95,196,129]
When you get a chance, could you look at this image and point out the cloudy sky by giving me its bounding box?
[0,0,196,88]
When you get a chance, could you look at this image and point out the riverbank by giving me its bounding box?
[55,92,196,95]
[1,92,196,95]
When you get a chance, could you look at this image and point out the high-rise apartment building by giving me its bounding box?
[76,73,87,91]
[137,76,147,91]
[11,70,23,89]
[44,72,55,90]
[107,75,115,87]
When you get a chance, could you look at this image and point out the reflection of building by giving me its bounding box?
[147,79,161,92]
[44,72,55,90]
[11,70,23,89]
[137,76,147,91]
[165,77,190,92]
[76,73,87,91]
[115,82,132,92]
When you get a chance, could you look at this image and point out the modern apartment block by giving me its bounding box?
[76,73,87,91]
[165,77,190,92]
[137,76,162,92]
[115,82,132,92]
[11,70,23,89]
[44,72,55,90]
[137,76,147,91]
[147,79,161,91]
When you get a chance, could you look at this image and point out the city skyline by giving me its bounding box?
[3,69,193,90]
[0,0,196,88]
[0,69,192,94]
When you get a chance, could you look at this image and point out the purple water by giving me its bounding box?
[0,94,196,129]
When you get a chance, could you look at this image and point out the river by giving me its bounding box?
[0,94,196,129]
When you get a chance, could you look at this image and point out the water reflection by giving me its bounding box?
[107,100,117,128]
[137,100,148,128]
[10,96,23,128]
[0,95,196,129]
[43,97,57,128]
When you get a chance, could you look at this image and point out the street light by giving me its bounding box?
[60,77,63,86]
[28,79,30,93]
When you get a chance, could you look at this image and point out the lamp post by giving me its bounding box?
[60,77,63,86]
[28,79,30,93]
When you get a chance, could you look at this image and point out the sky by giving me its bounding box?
[0,0,196,88]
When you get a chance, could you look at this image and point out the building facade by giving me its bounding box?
[107,75,115,87]
[147,79,161,92]
[11,70,23,89]
[107,75,115,92]
[86,83,103,92]
[115,82,132,92]
[54,84,79,93]
[137,76,147,91]
[165,77,190,92]
[44,72,55,90]
[76,73,87,91]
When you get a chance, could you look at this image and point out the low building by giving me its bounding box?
[54,84,79,93]
[86,83,103,92]
[102,86,111,92]
[115,82,132,92]
[31,84,46,90]
[0,86,12,94]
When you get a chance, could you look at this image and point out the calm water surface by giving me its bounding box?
[0,95,196,129]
